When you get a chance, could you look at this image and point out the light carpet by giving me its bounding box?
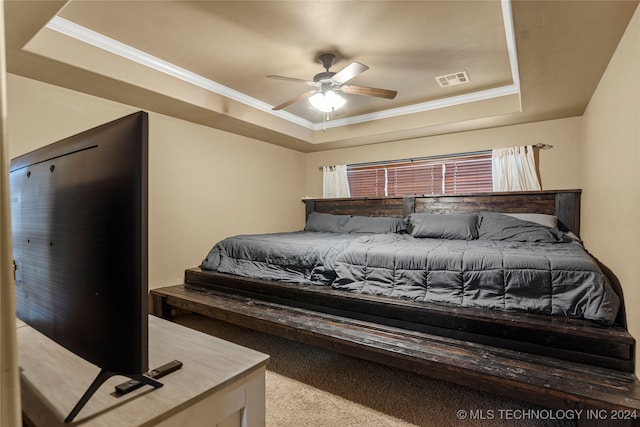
[173,313,573,427]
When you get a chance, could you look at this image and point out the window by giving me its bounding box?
[347,152,492,197]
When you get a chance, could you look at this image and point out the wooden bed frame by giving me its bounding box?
[151,190,640,424]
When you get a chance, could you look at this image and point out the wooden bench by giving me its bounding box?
[151,282,640,425]
[181,268,634,372]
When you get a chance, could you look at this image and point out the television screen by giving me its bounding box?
[10,111,151,421]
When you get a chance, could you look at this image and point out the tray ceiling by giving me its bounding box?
[4,1,638,151]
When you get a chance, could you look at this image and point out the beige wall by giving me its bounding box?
[7,74,306,289]
[304,117,582,198]
[581,6,640,376]
[148,114,305,286]
[8,75,139,159]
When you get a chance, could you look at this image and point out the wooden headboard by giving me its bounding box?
[303,190,582,236]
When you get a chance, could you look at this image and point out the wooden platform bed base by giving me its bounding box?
[150,191,640,425]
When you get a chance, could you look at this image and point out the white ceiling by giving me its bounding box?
[4,1,639,152]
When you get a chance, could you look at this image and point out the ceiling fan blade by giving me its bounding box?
[341,85,397,99]
[331,62,369,85]
[267,75,316,87]
[272,90,317,110]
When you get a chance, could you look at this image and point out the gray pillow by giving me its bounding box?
[405,213,479,240]
[341,216,406,234]
[304,212,350,233]
[478,212,562,242]
[503,213,558,229]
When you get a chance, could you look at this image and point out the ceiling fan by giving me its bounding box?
[267,53,397,112]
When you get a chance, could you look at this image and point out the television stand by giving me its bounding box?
[65,369,163,423]
[18,315,269,426]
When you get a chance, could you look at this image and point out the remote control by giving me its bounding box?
[115,360,183,395]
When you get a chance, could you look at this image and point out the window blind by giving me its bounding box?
[347,152,492,197]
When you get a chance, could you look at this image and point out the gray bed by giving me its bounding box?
[201,211,620,325]
[152,190,638,415]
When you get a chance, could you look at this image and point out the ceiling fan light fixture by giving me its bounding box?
[309,90,346,112]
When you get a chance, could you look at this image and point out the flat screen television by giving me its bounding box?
[10,111,161,422]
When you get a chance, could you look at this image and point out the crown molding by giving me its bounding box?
[46,0,519,132]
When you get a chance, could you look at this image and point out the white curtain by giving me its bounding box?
[492,145,541,192]
[322,165,351,198]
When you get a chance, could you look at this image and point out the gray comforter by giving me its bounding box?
[201,231,620,324]
[201,231,364,285]
[331,233,620,325]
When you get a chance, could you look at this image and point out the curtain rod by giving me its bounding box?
[318,144,553,171]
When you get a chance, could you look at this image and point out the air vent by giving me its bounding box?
[435,71,470,88]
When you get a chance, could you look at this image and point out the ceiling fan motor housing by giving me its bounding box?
[313,71,337,83]
[317,53,337,70]
[314,53,338,83]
